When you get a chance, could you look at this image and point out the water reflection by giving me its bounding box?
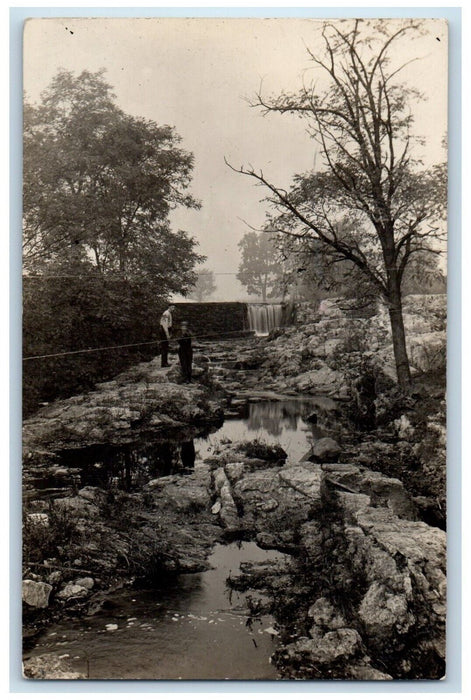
[27,398,334,502]
[197,399,327,463]
[243,401,311,436]
[181,440,196,470]
[57,438,197,492]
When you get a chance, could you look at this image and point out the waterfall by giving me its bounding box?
[247,304,283,336]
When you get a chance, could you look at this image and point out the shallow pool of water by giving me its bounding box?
[25,542,288,680]
[196,398,328,463]
[24,398,333,503]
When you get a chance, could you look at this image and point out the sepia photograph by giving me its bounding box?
[21,16,448,681]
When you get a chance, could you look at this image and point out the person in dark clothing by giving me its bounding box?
[180,439,196,470]
[177,321,193,382]
[159,305,175,367]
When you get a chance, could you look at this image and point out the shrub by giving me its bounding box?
[23,501,81,566]
[237,440,287,464]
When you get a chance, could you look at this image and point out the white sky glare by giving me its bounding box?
[23,17,448,300]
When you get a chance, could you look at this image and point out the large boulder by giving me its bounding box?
[318,299,346,319]
[23,358,223,454]
[307,628,362,664]
[344,662,392,680]
[306,437,342,463]
[343,506,446,657]
[322,464,417,520]
[407,331,446,373]
[146,473,209,514]
[278,464,323,504]
[307,597,346,631]
[279,628,362,673]
[22,580,52,608]
[295,464,447,675]
[291,366,345,395]
[359,581,414,637]
[205,450,316,540]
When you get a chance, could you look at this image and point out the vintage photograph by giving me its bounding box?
[22,17,447,680]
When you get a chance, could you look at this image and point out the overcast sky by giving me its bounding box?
[24,18,448,300]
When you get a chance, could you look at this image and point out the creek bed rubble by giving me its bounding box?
[23,294,446,680]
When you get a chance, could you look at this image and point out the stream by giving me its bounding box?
[24,396,336,679]
[197,397,333,463]
[25,542,288,680]
[24,397,335,500]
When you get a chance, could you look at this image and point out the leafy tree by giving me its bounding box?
[23,69,203,294]
[237,231,285,302]
[273,219,379,306]
[401,249,446,295]
[228,20,446,388]
[23,70,204,413]
[189,268,217,301]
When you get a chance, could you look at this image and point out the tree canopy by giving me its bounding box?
[237,231,287,301]
[190,268,217,301]
[24,69,203,295]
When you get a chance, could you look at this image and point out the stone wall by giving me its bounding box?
[172,302,248,339]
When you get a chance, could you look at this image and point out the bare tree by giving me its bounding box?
[228,19,446,388]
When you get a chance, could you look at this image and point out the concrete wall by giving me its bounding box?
[172,302,248,340]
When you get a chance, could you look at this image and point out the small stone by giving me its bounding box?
[26,513,49,527]
[346,661,393,680]
[47,571,62,586]
[56,584,89,601]
[304,412,318,424]
[308,437,342,463]
[211,500,222,514]
[74,577,94,590]
[259,498,279,512]
[105,624,118,631]
[23,653,87,679]
[52,467,70,478]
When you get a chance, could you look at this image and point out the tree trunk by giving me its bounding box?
[387,273,411,390]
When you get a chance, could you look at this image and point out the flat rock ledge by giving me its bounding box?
[23,358,223,454]
[208,441,446,679]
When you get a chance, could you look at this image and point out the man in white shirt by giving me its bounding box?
[159,305,175,367]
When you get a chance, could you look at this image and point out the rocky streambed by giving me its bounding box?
[22,296,447,680]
